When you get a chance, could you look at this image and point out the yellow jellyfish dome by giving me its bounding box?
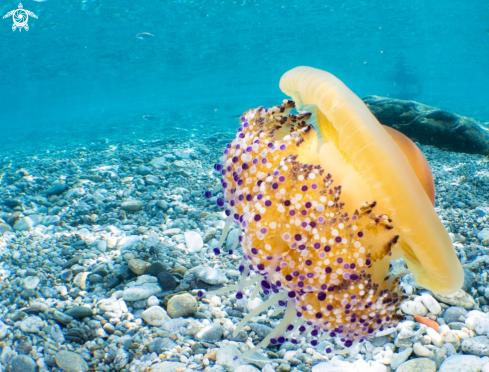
[202,66,463,354]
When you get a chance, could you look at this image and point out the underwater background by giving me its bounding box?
[1,1,489,372]
[1,0,489,152]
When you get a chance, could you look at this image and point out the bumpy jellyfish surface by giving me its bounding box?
[202,66,463,355]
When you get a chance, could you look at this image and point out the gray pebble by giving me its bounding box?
[55,350,89,372]
[462,336,489,356]
[10,355,37,372]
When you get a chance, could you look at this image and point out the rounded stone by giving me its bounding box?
[167,293,198,318]
[196,324,224,342]
[462,336,489,357]
[55,350,89,372]
[147,261,169,277]
[65,306,93,319]
[184,231,203,253]
[147,295,159,307]
[439,354,484,372]
[157,271,178,291]
[128,259,151,275]
[23,276,40,290]
[121,200,144,212]
[10,355,37,372]
[396,358,436,372]
[20,316,43,333]
[142,306,170,326]
[444,306,468,323]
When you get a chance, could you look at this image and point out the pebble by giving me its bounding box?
[142,306,170,326]
[439,354,485,372]
[421,293,442,314]
[401,300,428,316]
[0,321,9,339]
[65,306,93,319]
[390,347,413,370]
[396,357,437,372]
[196,324,224,342]
[20,316,44,333]
[23,276,39,289]
[193,266,228,285]
[477,228,489,241]
[148,337,177,353]
[433,289,476,309]
[462,336,489,356]
[123,283,161,301]
[157,271,178,291]
[9,355,37,372]
[55,350,89,372]
[444,306,468,323]
[167,293,198,318]
[216,344,242,370]
[185,230,204,252]
[128,258,150,275]
[121,200,144,211]
[465,311,489,334]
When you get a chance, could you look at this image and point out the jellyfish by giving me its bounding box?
[202,66,463,355]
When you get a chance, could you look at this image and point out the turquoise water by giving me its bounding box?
[1,0,488,149]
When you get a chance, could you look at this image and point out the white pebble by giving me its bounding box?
[420,293,442,314]
[400,301,428,316]
[413,342,434,358]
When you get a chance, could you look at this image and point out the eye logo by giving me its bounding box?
[3,3,38,32]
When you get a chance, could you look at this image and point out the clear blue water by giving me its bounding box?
[1,0,488,151]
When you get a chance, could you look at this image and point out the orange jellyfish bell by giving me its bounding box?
[201,66,463,354]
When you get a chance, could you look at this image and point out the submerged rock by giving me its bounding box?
[363,96,489,156]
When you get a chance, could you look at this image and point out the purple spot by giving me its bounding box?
[284,200,291,206]
[292,271,300,277]
[232,156,238,163]
[213,248,220,255]
[197,290,204,297]
[216,198,225,207]
[305,260,312,266]
[324,245,331,252]
[315,312,322,319]
[306,273,314,278]
[289,210,296,216]
[350,263,356,269]
[267,142,274,148]
[358,231,364,238]
[294,234,302,241]
[272,183,279,190]
[301,210,307,216]
[204,191,212,199]
[301,222,307,228]
[288,291,296,298]
[253,158,259,165]
[242,163,249,170]
[270,338,277,345]
[257,264,265,270]
[251,248,258,255]
[313,242,321,249]
[246,194,252,202]
[335,236,342,243]
[261,280,271,289]
[365,259,371,266]
[279,176,286,182]
[311,183,318,190]
[343,263,350,269]
[305,202,312,208]
[261,158,268,164]
[318,292,326,301]
[257,194,263,200]
[277,336,285,343]
[298,281,304,288]
[285,275,292,281]
[254,214,261,222]
[337,257,344,264]
[327,304,334,311]
[298,244,306,250]
[301,185,308,192]
[279,144,287,151]
[310,221,317,228]
[325,267,332,273]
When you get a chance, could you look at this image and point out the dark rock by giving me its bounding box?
[463,268,475,292]
[45,183,68,196]
[106,277,121,289]
[117,265,136,281]
[64,328,87,343]
[65,306,93,319]
[88,274,103,283]
[3,199,22,208]
[147,262,169,277]
[363,96,489,156]
[225,307,243,318]
[157,271,178,291]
